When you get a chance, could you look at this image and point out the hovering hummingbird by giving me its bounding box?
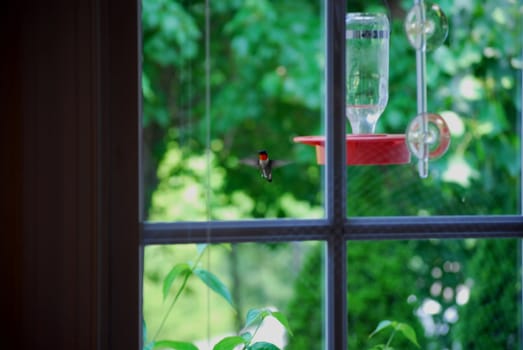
[240,150,290,182]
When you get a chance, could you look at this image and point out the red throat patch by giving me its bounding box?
[259,153,268,161]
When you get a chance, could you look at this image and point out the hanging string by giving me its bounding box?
[204,0,212,347]
[204,0,211,222]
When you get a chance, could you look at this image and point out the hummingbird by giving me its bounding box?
[240,150,290,182]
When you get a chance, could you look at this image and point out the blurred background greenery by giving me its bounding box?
[142,0,523,349]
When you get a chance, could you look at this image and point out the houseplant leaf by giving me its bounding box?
[271,311,293,336]
[194,267,234,307]
[397,323,420,348]
[213,336,246,350]
[162,263,191,300]
[247,341,280,350]
[369,320,393,339]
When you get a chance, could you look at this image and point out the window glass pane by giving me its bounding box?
[341,238,521,349]
[346,1,522,216]
[277,238,522,349]
[229,238,523,349]
[142,0,325,222]
[142,241,325,349]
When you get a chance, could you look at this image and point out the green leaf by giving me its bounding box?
[369,346,390,350]
[213,336,247,350]
[219,243,233,252]
[240,332,253,343]
[396,323,420,348]
[153,340,199,350]
[244,308,270,329]
[369,320,393,339]
[193,267,234,307]
[245,309,263,328]
[271,311,293,336]
[247,341,280,350]
[162,263,191,300]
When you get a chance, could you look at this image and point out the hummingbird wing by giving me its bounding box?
[271,160,292,168]
[239,158,259,168]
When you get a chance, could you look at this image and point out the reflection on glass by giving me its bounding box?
[142,1,325,222]
[346,0,521,216]
[142,241,325,350]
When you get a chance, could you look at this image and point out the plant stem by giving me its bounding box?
[385,329,397,350]
[242,319,264,349]
[151,246,208,342]
[151,270,191,342]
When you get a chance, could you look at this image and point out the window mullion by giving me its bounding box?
[344,216,523,240]
[142,219,332,244]
[325,0,348,350]
[324,3,347,223]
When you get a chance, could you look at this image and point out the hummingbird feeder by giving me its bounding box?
[293,0,451,177]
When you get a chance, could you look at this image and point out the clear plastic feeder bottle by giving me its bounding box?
[346,13,390,134]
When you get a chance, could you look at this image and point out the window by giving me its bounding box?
[141,1,523,349]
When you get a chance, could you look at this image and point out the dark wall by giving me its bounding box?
[1,1,140,349]
[2,1,25,345]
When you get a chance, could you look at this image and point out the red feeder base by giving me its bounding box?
[293,134,410,165]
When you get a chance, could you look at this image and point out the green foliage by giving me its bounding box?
[144,244,292,350]
[145,244,230,349]
[143,0,522,223]
[287,237,521,349]
[143,0,325,221]
[162,263,191,300]
[346,0,522,216]
[453,239,522,349]
[214,308,293,350]
[346,240,424,350]
[284,242,324,350]
[193,267,235,308]
[244,308,292,336]
[144,242,311,345]
[368,320,420,350]
[213,336,247,350]
[142,0,523,349]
